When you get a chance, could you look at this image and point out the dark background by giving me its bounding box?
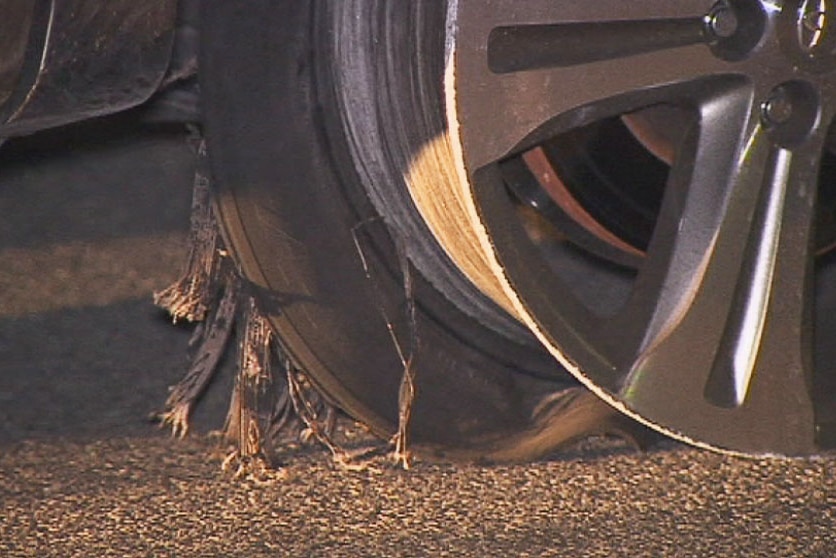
[0,116,233,446]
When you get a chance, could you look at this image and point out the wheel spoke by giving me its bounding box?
[610,88,825,451]
[609,82,760,367]
[453,0,743,169]
[488,18,706,74]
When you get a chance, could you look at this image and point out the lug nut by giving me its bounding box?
[762,89,794,126]
[707,5,739,38]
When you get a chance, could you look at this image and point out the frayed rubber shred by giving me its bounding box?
[239,296,273,386]
[390,236,417,470]
[154,133,223,323]
[156,276,238,437]
[284,363,377,472]
[352,222,418,469]
[157,129,388,477]
[154,130,235,439]
[220,295,275,475]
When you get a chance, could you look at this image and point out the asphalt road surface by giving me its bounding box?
[1,116,834,557]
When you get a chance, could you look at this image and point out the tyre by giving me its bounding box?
[201,1,835,457]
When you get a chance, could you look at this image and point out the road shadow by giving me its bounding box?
[0,113,232,447]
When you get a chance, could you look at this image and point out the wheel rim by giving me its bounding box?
[430,0,836,455]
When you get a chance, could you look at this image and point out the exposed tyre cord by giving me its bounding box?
[153,132,358,475]
[154,0,659,465]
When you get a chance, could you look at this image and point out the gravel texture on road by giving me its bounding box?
[1,435,834,557]
[0,116,834,557]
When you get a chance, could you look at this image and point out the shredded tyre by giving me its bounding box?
[157,1,649,464]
